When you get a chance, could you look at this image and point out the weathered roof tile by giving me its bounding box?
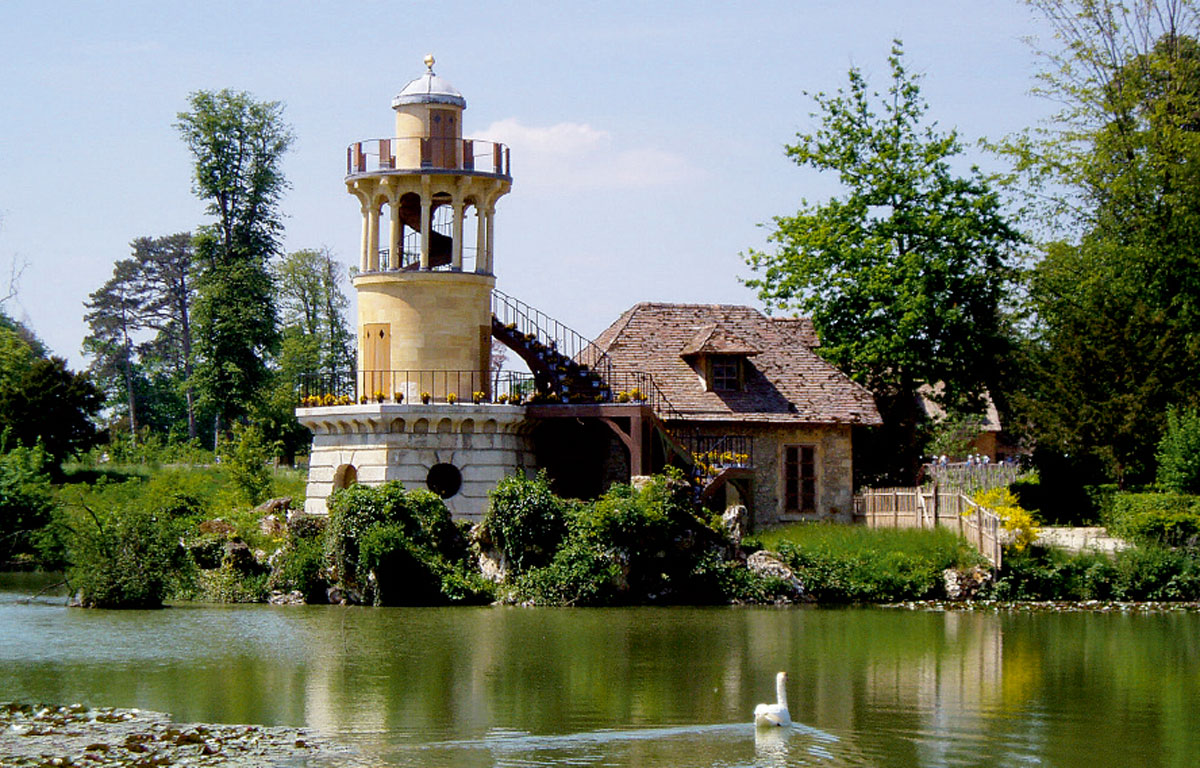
[594,303,882,425]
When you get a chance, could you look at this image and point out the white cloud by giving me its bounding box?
[478,118,702,191]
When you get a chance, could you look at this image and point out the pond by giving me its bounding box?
[2,573,1199,768]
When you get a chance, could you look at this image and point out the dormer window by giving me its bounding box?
[679,323,761,394]
[711,356,741,391]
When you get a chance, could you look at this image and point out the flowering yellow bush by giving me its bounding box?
[972,487,1040,552]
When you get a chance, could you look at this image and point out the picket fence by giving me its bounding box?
[853,487,1003,568]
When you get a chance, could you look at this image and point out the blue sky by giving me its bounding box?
[0,1,1053,368]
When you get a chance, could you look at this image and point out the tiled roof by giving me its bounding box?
[594,303,882,425]
[770,317,821,348]
[679,324,762,357]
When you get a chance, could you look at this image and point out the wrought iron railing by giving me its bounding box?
[677,435,754,479]
[347,137,511,176]
[491,289,612,380]
[374,244,479,273]
[601,371,687,421]
[298,370,535,406]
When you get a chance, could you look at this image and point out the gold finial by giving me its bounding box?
[424,54,435,72]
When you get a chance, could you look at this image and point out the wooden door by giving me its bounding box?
[429,109,457,168]
[363,323,390,399]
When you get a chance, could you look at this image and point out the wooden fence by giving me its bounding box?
[853,487,1003,568]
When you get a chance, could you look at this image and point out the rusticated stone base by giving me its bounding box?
[297,403,536,521]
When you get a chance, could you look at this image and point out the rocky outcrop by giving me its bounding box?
[942,565,993,600]
[746,550,807,602]
[722,505,749,546]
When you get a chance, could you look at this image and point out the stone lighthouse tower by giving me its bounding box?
[347,54,511,404]
[298,57,533,519]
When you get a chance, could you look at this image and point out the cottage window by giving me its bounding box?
[711,357,741,391]
[783,445,816,513]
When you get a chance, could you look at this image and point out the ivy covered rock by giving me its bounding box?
[326,481,491,606]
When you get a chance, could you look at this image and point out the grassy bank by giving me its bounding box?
[747,523,987,603]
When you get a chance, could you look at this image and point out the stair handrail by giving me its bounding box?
[491,289,612,381]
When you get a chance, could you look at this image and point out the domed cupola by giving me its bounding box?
[390,55,467,146]
[392,55,467,108]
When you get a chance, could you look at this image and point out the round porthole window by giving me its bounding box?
[426,463,463,499]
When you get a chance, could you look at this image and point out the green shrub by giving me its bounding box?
[221,422,273,506]
[515,473,740,606]
[518,538,623,606]
[194,563,269,603]
[67,504,188,608]
[483,471,567,574]
[270,536,328,603]
[0,443,54,565]
[1157,406,1200,493]
[326,481,486,605]
[687,549,795,604]
[985,546,1116,600]
[1084,484,1122,524]
[1008,472,1042,514]
[1105,492,1200,547]
[986,544,1200,601]
[1111,546,1200,601]
[288,513,327,542]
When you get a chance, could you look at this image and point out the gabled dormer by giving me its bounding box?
[679,324,761,392]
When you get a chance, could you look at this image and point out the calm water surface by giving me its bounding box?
[2,573,1198,768]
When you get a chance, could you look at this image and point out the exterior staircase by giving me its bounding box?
[491,289,612,403]
[490,289,753,502]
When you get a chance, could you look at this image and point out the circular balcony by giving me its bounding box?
[347,137,510,179]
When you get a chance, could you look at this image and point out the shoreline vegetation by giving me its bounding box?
[6,449,1200,610]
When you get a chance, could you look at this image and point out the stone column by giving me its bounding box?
[366,203,380,272]
[451,198,464,271]
[420,185,432,271]
[475,203,487,274]
[389,199,402,271]
[483,203,495,274]
[360,203,371,272]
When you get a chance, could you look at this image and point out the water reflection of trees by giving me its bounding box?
[5,598,1200,766]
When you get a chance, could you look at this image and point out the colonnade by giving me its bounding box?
[350,175,505,275]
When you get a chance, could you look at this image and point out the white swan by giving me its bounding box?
[754,671,791,728]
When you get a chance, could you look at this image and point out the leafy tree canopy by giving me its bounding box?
[744,42,1023,481]
[177,90,294,427]
[1002,0,1200,485]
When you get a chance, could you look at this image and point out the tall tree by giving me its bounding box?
[176,89,294,432]
[133,233,197,439]
[744,43,1023,482]
[1002,0,1200,485]
[272,247,354,380]
[84,259,146,440]
[83,234,197,442]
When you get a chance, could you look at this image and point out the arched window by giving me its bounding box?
[333,464,358,491]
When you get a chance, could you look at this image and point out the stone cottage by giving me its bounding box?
[591,303,882,524]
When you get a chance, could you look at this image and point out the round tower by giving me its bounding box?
[347,55,512,403]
